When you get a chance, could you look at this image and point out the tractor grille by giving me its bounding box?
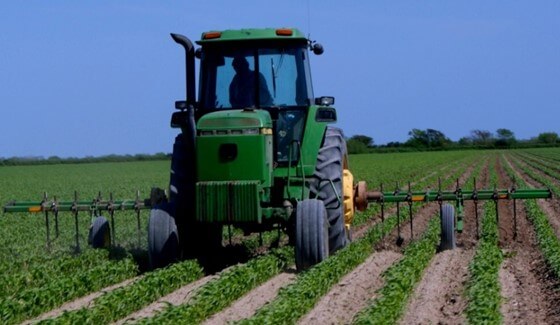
[196,181,261,223]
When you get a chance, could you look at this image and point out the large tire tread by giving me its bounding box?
[309,127,348,254]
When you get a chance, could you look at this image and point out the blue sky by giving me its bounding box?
[1,1,559,158]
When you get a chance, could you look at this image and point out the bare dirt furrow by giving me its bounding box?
[202,271,296,325]
[497,154,560,324]
[399,159,489,324]
[298,251,401,325]
[400,249,474,325]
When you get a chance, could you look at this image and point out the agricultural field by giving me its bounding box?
[1,148,560,324]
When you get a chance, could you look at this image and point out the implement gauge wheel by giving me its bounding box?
[88,216,111,249]
[310,127,349,255]
[295,199,329,271]
[148,208,180,269]
[440,204,456,251]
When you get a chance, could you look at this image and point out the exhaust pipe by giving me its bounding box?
[170,33,196,107]
[170,33,197,155]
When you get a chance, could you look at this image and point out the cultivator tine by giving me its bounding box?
[511,184,518,240]
[109,192,116,245]
[72,191,81,253]
[43,192,51,250]
[473,178,479,240]
[135,190,142,247]
[380,183,385,222]
[407,182,413,240]
[53,195,60,238]
[395,182,404,246]
[493,187,499,225]
[455,178,464,233]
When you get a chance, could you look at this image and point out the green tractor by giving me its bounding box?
[150,28,356,270]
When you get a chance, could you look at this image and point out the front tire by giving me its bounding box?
[295,199,329,271]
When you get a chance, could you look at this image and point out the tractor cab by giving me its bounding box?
[194,28,324,163]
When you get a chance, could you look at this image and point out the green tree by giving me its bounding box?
[470,129,494,145]
[406,128,450,148]
[495,128,516,148]
[537,132,559,144]
[346,135,374,154]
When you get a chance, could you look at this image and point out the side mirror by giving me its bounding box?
[315,107,337,122]
[171,111,188,128]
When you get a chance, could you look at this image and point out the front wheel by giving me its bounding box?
[148,208,180,269]
[295,199,329,271]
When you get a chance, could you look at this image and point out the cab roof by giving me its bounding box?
[196,28,307,45]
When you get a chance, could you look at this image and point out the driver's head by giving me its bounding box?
[232,56,249,73]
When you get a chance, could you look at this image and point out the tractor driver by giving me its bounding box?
[229,56,273,108]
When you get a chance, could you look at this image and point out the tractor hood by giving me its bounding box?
[197,109,273,134]
[195,109,274,187]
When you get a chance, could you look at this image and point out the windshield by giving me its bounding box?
[199,46,313,110]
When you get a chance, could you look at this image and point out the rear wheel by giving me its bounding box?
[310,127,349,254]
[148,208,180,269]
[88,216,111,249]
[440,204,456,251]
[295,199,329,271]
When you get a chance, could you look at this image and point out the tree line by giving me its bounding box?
[0,153,170,167]
[347,129,560,154]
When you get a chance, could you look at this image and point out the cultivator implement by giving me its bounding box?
[354,178,552,247]
[2,190,163,251]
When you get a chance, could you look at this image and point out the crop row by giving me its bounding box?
[516,151,560,171]
[508,155,560,195]
[501,154,560,278]
[464,161,503,324]
[515,151,560,180]
[353,215,440,324]
[521,148,560,162]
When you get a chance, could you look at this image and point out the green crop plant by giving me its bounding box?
[0,249,119,299]
[465,161,503,325]
[352,216,440,324]
[1,256,137,325]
